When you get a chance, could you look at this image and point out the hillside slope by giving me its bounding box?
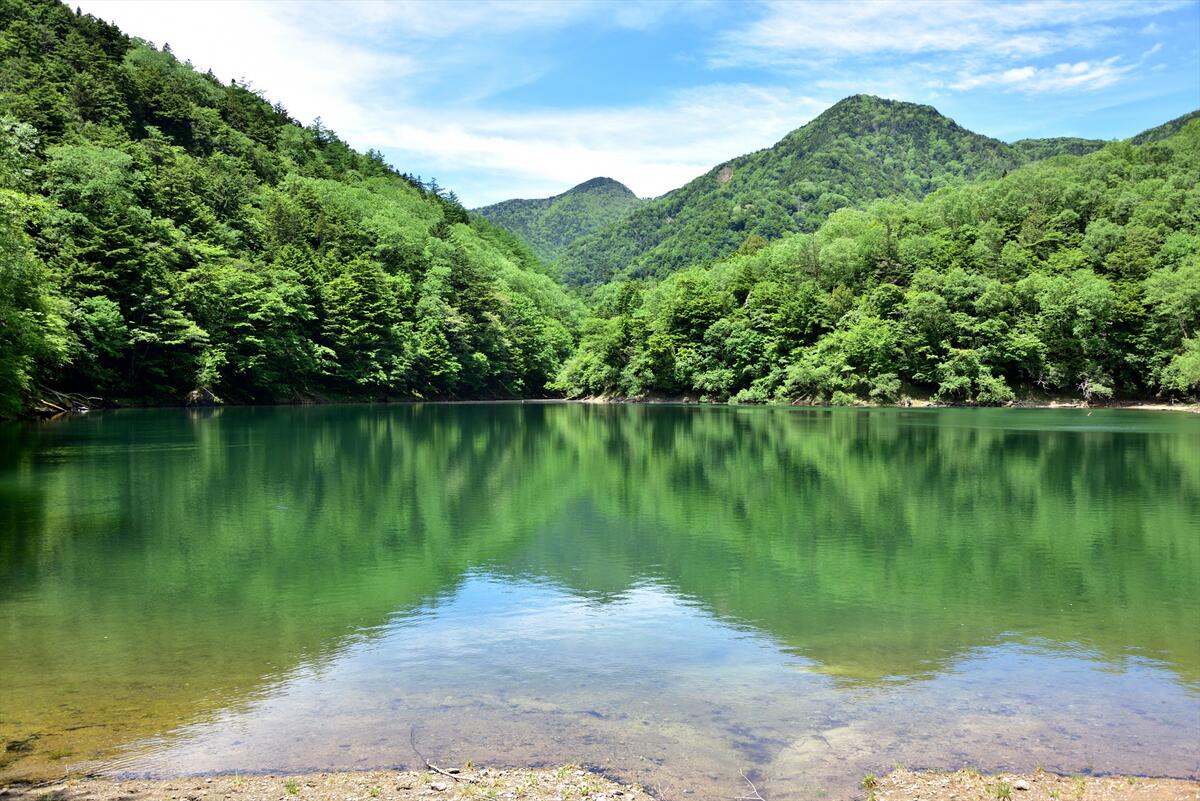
[1009,136,1107,160]
[1131,109,1200,144]
[0,0,583,415]
[474,176,642,263]
[557,96,1114,287]
[555,121,1200,402]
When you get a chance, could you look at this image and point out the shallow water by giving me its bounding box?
[1,403,1198,799]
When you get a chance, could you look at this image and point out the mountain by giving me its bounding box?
[0,0,583,416]
[555,118,1200,403]
[475,177,643,263]
[557,96,1113,288]
[1131,109,1200,144]
[1010,136,1107,160]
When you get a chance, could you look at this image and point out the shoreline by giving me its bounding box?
[580,395,1200,413]
[1,767,653,801]
[5,767,1199,801]
[15,395,1200,421]
[872,768,1200,801]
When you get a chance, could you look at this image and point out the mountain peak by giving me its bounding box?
[799,94,963,138]
[558,97,1032,286]
[568,177,635,196]
[474,177,644,263]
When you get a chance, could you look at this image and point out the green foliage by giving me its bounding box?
[0,2,1193,416]
[475,176,643,263]
[0,187,68,416]
[0,0,581,414]
[1130,109,1200,145]
[556,96,1111,288]
[1009,136,1107,161]
[1159,338,1200,395]
[558,122,1200,403]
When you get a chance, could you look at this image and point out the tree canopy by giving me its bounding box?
[554,95,1111,288]
[555,124,1200,404]
[475,176,643,264]
[0,0,583,413]
[0,1,1196,416]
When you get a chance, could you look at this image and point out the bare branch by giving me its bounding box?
[735,769,766,801]
[408,724,478,784]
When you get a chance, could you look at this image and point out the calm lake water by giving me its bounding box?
[2,403,1198,799]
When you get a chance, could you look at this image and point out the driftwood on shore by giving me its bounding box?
[32,387,106,417]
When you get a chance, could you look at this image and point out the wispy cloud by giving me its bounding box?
[76,0,827,204]
[78,0,417,125]
[75,0,1200,205]
[714,0,1186,64]
[950,57,1133,93]
[343,85,830,203]
[950,39,1172,95]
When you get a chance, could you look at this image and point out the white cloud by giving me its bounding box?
[71,0,1196,206]
[950,57,1134,93]
[74,1,826,206]
[77,0,416,126]
[346,85,831,204]
[714,0,1187,65]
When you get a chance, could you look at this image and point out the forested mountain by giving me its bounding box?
[1131,109,1200,144]
[0,1,1195,417]
[555,123,1200,403]
[474,176,642,263]
[555,95,1114,287]
[0,0,583,416]
[1009,136,1107,161]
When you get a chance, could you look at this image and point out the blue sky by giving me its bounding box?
[78,0,1200,206]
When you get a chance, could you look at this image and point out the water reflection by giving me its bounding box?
[1,404,1197,798]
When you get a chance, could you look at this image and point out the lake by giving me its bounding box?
[1,403,1198,799]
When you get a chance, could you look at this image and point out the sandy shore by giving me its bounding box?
[871,768,1200,801]
[5,767,1199,801]
[0,767,653,801]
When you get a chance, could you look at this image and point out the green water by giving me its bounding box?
[1,404,1198,798]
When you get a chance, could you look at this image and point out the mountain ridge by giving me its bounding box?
[554,94,1124,287]
[552,95,1123,287]
[555,116,1200,404]
[474,176,643,263]
[1131,109,1200,145]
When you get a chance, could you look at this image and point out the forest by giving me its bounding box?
[0,0,1197,417]
[0,0,582,416]
[475,176,643,264]
[553,95,1113,288]
[554,127,1200,404]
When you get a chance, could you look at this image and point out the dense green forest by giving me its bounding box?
[0,0,583,416]
[554,96,1110,287]
[474,176,642,263]
[555,124,1200,403]
[0,0,1196,417]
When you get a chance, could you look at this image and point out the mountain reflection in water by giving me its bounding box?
[2,404,1197,799]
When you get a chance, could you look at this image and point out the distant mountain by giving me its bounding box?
[474,177,643,263]
[1010,136,1107,161]
[557,95,1113,287]
[1131,109,1200,145]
